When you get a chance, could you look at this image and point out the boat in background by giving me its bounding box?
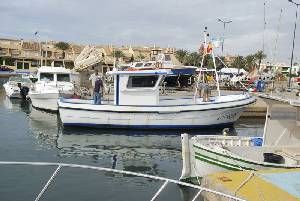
[28,66,75,111]
[3,76,32,99]
[180,93,300,183]
[127,53,197,88]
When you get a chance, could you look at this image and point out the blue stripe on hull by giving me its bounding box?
[63,122,234,130]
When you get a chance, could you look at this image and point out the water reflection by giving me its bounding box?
[0,85,265,201]
[28,107,61,147]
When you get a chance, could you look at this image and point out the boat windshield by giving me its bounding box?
[57,74,70,82]
[40,73,54,81]
[127,75,159,88]
[144,62,154,67]
[134,62,144,67]
[9,76,31,83]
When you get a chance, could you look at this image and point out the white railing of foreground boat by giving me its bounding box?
[0,161,246,201]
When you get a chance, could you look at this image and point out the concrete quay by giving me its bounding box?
[241,96,266,117]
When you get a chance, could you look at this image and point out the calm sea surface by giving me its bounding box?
[0,78,264,201]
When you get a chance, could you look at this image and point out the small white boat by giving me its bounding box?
[58,69,255,129]
[180,94,300,183]
[28,66,75,111]
[3,76,32,98]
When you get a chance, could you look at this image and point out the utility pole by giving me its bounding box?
[287,0,300,87]
[218,18,232,54]
[35,31,43,67]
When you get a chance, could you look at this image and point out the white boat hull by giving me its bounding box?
[58,94,255,129]
[29,92,73,111]
[3,83,22,98]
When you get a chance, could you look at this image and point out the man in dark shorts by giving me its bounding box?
[94,77,103,105]
[202,83,211,102]
[197,82,204,98]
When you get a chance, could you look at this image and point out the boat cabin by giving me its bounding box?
[109,70,169,106]
[37,66,73,83]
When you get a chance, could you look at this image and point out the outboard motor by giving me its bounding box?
[20,86,29,99]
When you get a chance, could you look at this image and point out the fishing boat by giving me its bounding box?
[180,93,300,183]
[58,70,255,129]
[58,29,255,129]
[3,75,32,98]
[28,66,75,111]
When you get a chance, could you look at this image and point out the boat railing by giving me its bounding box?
[0,161,246,201]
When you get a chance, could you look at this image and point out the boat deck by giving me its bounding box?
[201,168,300,201]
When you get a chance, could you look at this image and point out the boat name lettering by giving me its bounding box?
[217,112,238,121]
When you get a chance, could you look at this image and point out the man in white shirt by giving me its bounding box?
[89,69,100,87]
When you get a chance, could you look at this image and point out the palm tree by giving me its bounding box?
[175,49,188,64]
[112,50,125,68]
[184,52,201,66]
[129,54,134,63]
[54,42,70,67]
[231,55,245,73]
[254,50,266,70]
[112,50,125,61]
[244,54,256,71]
[136,54,145,61]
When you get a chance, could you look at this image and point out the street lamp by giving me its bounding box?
[218,18,232,54]
[288,0,300,88]
[34,31,43,67]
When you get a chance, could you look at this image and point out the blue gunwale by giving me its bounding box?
[62,122,234,130]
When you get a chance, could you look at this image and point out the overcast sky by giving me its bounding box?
[0,0,299,63]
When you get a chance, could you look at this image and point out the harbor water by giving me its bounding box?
[0,79,264,201]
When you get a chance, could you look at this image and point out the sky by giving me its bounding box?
[0,0,299,63]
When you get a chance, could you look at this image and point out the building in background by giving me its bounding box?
[0,38,176,74]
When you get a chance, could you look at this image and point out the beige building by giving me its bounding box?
[0,38,176,74]
[0,38,83,72]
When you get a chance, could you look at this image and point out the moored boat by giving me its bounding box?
[3,76,32,99]
[58,28,256,129]
[58,69,255,129]
[28,66,75,111]
[180,93,300,183]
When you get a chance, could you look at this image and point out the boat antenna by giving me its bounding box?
[262,1,267,54]
[272,9,283,65]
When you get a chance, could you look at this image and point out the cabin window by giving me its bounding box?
[127,75,159,88]
[135,63,144,67]
[40,73,54,81]
[164,54,171,61]
[57,74,70,82]
[144,62,154,67]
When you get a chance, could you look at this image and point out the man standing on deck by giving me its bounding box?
[89,69,100,88]
[94,77,103,105]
